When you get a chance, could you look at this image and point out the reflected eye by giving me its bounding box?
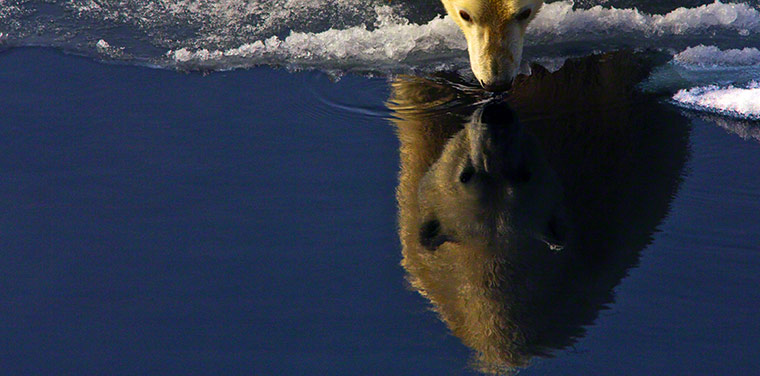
[420,219,447,251]
[459,10,472,22]
[516,8,532,21]
[459,166,474,183]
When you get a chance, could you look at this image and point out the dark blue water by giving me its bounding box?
[526,116,760,374]
[2,48,760,375]
[0,48,434,375]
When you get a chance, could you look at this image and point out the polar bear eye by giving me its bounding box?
[516,8,532,21]
[459,10,472,23]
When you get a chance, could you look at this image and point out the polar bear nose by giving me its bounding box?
[480,78,512,92]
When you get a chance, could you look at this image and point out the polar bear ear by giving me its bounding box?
[419,219,451,251]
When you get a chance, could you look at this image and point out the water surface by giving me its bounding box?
[2,0,760,374]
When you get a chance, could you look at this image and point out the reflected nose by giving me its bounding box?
[469,102,522,175]
[480,102,516,127]
[480,79,513,92]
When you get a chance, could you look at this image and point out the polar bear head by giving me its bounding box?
[440,0,543,91]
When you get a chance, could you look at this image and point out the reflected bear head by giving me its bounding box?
[396,98,578,370]
[416,102,567,255]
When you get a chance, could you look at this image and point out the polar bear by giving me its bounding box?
[388,51,690,372]
[440,0,543,91]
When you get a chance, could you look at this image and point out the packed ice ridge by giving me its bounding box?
[167,1,760,67]
[168,6,464,67]
[674,45,760,67]
[673,81,760,120]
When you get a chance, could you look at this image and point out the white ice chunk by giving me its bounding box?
[674,45,760,67]
[673,81,760,120]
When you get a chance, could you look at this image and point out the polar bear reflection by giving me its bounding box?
[418,103,567,254]
[393,94,581,371]
[413,102,576,368]
[389,52,689,373]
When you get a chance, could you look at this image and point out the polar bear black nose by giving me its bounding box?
[481,79,512,92]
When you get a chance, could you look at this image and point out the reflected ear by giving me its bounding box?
[419,219,451,251]
[542,208,570,252]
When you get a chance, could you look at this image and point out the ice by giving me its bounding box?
[673,81,760,120]
[165,1,760,72]
[530,1,760,39]
[6,0,760,73]
[166,6,465,70]
[674,45,760,67]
